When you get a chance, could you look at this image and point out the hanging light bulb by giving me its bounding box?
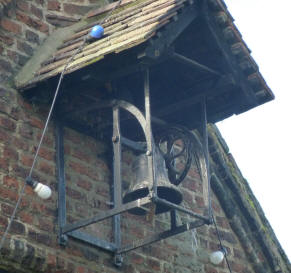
[26,177,52,200]
[89,25,104,39]
[209,247,227,265]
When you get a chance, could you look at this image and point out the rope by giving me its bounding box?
[0,0,122,253]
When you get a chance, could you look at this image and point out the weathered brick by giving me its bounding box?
[0,59,13,73]
[13,137,30,151]
[1,203,15,215]
[204,264,218,273]
[22,243,36,267]
[16,11,49,33]
[0,157,9,171]
[1,18,22,34]
[7,50,30,66]
[69,160,88,176]
[63,3,91,16]
[39,147,54,161]
[28,229,53,246]
[25,29,40,44]
[0,34,14,45]
[3,176,19,189]
[19,211,34,223]
[76,178,92,191]
[66,187,85,200]
[38,160,55,175]
[10,221,26,235]
[0,115,16,131]
[16,1,30,12]
[47,0,61,11]
[17,40,34,56]
[4,146,19,160]
[31,4,43,19]
[21,154,34,167]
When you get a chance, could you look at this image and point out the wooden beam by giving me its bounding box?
[154,74,234,118]
[202,2,258,108]
[171,52,221,76]
[145,1,199,59]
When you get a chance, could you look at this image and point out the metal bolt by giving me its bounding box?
[112,136,119,142]
[146,150,152,156]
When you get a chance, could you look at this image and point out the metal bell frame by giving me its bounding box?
[56,68,212,265]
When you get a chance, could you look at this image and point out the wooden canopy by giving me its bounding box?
[15,0,274,132]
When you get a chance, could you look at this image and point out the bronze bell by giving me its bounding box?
[123,146,183,215]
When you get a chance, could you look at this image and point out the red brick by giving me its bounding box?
[204,265,218,273]
[1,18,22,34]
[147,258,160,270]
[66,187,84,200]
[130,252,144,265]
[39,147,54,161]
[21,154,34,167]
[0,157,9,171]
[63,3,91,16]
[31,4,43,19]
[29,117,44,129]
[13,137,29,151]
[16,11,49,33]
[75,266,86,273]
[47,0,61,11]
[1,203,15,215]
[69,161,88,176]
[19,211,34,223]
[38,160,55,175]
[16,1,30,12]
[47,253,57,267]
[0,128,10,143]
[3,176,19,189]
[4,147,18,160]
[7,50,29,66]
[0,116,16,131]
[76,178,92,191]
[0,34,14,45]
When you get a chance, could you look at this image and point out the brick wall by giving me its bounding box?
[0,1,270,273]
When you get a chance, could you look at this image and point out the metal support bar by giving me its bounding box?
[144,68,156,197]
[170,210,177,230]
[121,137,146,152]
[55,120,68,245]
[153,197,210,223]
[69,230,117,252]
[62,197,151,234]
[117,219,205,254]
[172,52,221,76]
[112,106,122,262]
[201,98,212,223]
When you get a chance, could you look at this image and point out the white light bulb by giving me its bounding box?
[209,250,224,265]
[34,183,52,199]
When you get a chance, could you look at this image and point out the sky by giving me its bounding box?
[217,0,291,261]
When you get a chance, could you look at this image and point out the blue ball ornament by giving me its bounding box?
[89,25,104,39]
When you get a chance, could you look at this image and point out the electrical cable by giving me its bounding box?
[211,213,233,273]
[0,0,122,253]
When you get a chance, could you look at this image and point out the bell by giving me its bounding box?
[123,146,183,215]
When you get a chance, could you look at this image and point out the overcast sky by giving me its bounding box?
[217,0,291,261]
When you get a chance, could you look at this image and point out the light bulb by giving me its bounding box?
[34,183,52,199]
[89,25,104,39]
[26,177,52,200]
[209,250,224,265]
